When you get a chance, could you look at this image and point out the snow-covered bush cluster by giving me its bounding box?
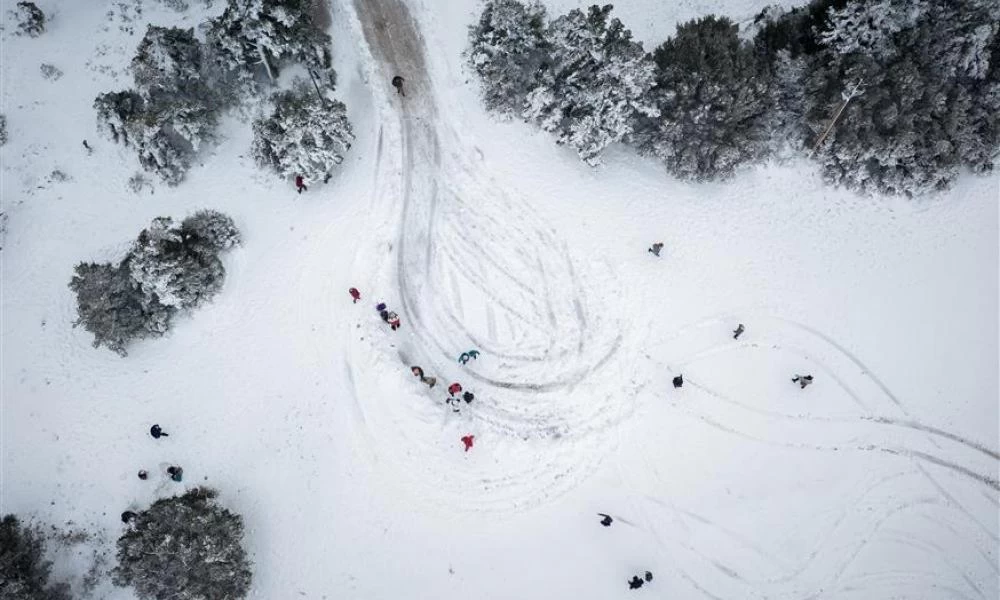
[252,81,354,183]
[94,0,346,187]
[0,515,70,600]
[13,1,45,37]
[468,0,1000,195]
[70,210,241,355]
[112,488,252,600]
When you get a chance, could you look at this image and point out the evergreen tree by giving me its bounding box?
[636,16,772,180]
[14,2,45,37]
[180,210,242,255]
[95,26,220,185]
[207,0,332,85]
[523,4,658,164]
[112,488,252,600]
[251,82,353,182]
[0,515,71,600]
[466,0,551,116]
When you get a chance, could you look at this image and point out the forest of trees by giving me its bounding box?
[467,0,1000,196]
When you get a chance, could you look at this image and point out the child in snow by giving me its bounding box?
[349,288,361,303]
[792,374,813,389]
[648,242,664,257]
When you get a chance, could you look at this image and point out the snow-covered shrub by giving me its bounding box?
[14,2,45,37]
[112,488,252,600]
[39,63,62,80]
[207,0,332,88]
[522,4,658,164]
[0,515,71,600]
[251,82,353,182]
[180,209,242,254]
[69,261,173,356]
[70,211,240,355]
[466,0,550,117]
[793,0,1000,195]
[94,26,220,185]
[633,16,772,180]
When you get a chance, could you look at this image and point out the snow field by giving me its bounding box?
[2,0,998,599]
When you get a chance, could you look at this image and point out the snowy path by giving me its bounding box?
[345,0,627,513]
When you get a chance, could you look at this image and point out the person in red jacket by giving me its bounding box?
[349,287,361,303]
[461,435,474,451]
[448,382,462,396]
[295,175,307,194]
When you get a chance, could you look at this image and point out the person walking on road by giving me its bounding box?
[392,75,405,96]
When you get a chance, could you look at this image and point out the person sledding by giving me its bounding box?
[349,288,361,303]
[295,175,308,194]
[792,374,813,389]
[411,366,437,388]
[458,349,480,364]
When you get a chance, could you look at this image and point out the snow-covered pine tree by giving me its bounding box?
[522,4,658,164]
[127,215,234,310]
[633,16,772,180]
[180,210,242,255]
[801,0,999,195]
[207,0,332,86]
[94,26,220,185]
[69,261,174,356]
[0,114,7,146]
[0,515,71,600]
[251,81,353,183]
[466,0,551,117]
[14,2,45,37]
[112,488,252,600]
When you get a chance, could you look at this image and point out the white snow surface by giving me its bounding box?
[2,0,998,599]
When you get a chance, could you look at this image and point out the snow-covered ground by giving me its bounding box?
[2,0,998,599]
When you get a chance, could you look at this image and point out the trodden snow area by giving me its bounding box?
[2,0,998,599]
